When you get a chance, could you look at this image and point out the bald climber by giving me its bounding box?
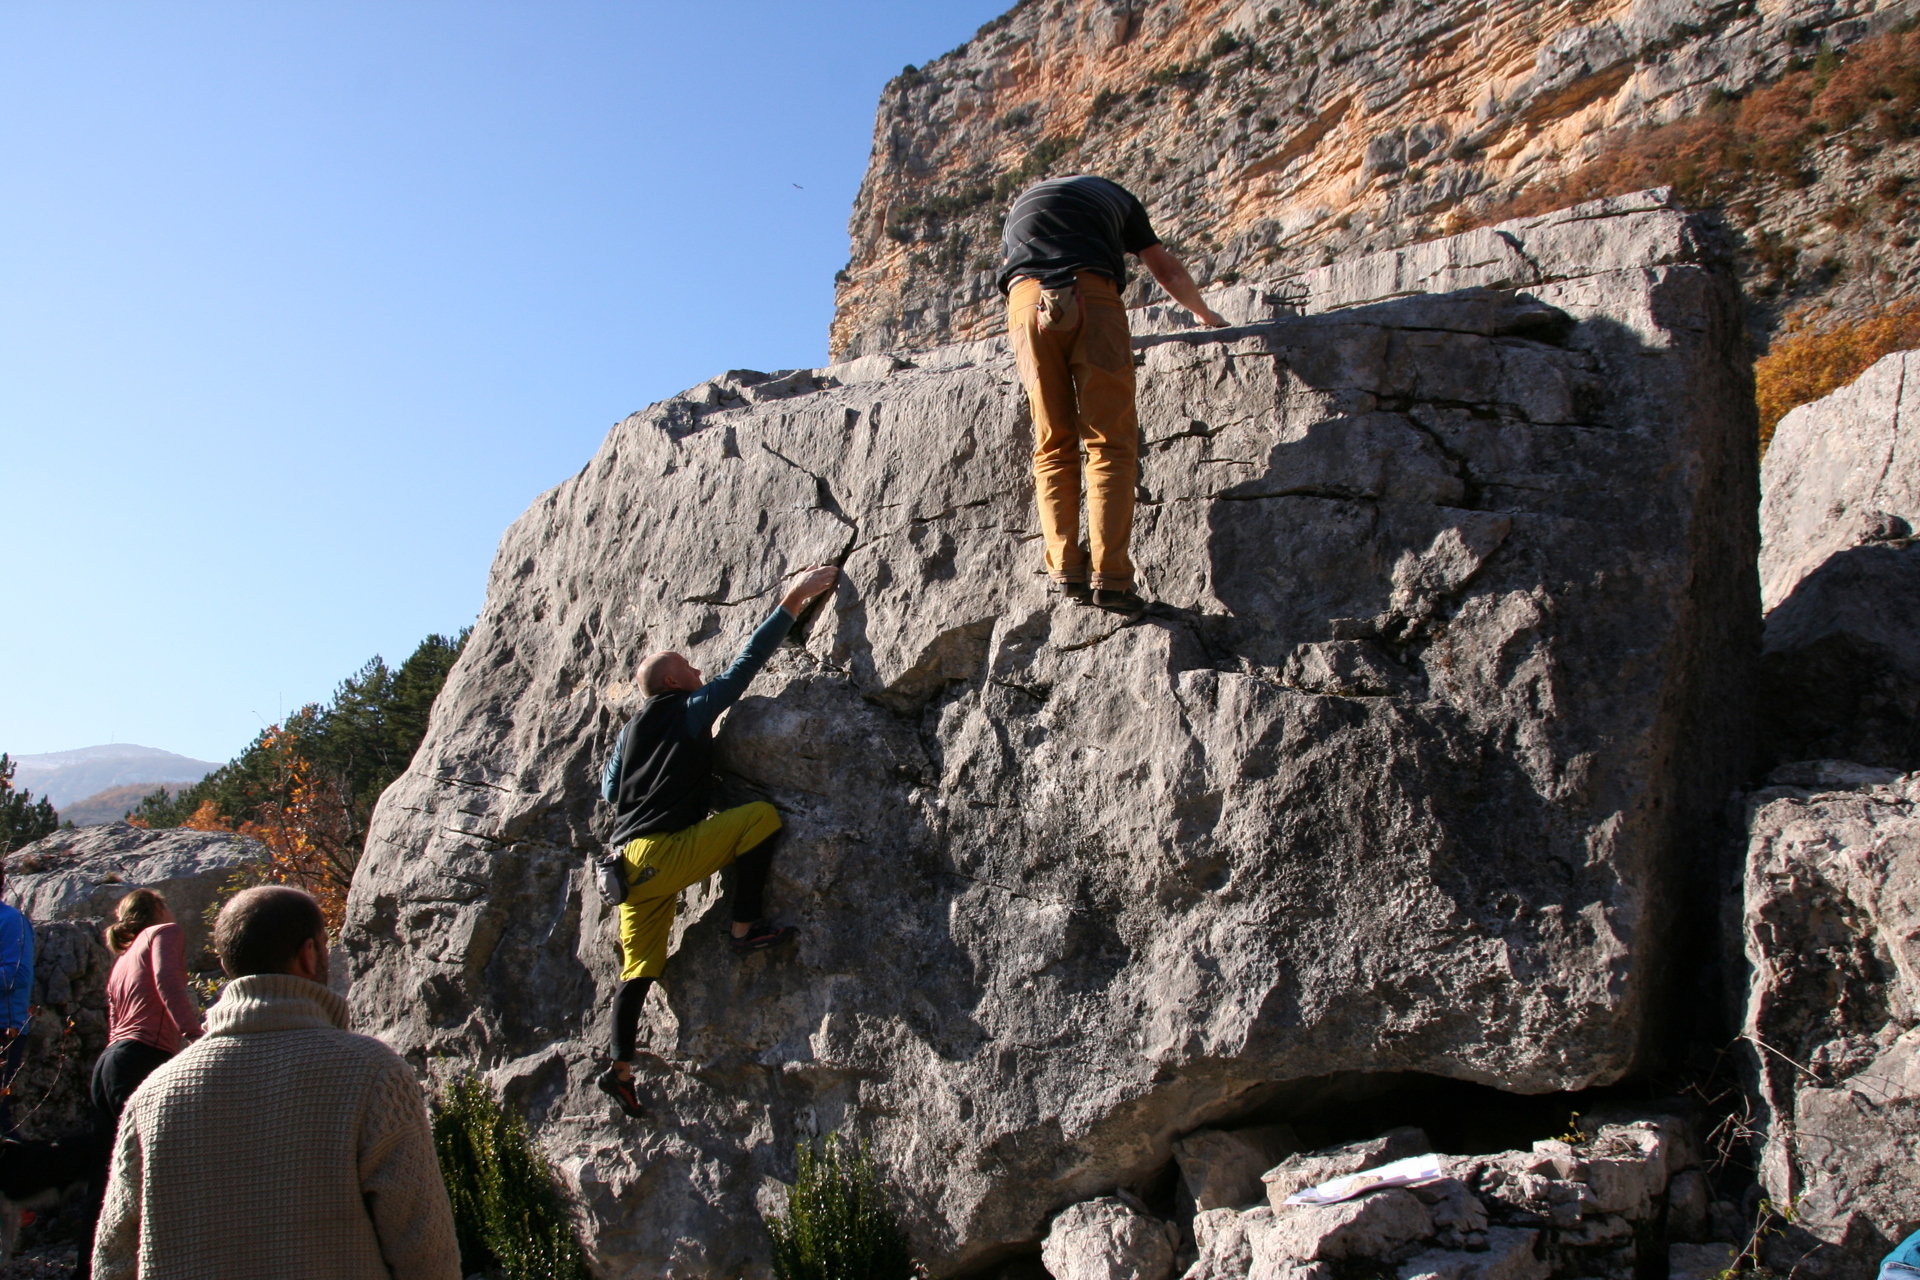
[594,563,838,1120]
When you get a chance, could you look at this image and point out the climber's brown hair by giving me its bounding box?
[105,888,170,955]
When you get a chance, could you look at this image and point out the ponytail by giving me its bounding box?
[105,888,169,954]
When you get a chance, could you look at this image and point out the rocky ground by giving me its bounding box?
[1038,1114,1734,1280]
[0,1242,80,1280]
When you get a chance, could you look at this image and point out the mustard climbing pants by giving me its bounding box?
[616,801,782,980]
[1007,270,1141,591]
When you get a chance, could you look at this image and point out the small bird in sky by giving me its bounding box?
[793,183,804,189]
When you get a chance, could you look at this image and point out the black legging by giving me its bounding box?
[611,827,782,1061]
[78,1038,175,1280]
[610,975,654,1063]
[727,825,780,927]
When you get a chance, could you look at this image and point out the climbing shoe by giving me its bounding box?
[730,922,799,955]
[596,1065,648,1121]
[1093,587,1148,615]
[1053,579,1092,605]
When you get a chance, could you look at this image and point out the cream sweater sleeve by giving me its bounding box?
[358,1060,463,1280]
[93,1109,144,1280]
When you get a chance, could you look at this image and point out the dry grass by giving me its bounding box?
[1755,299,1920,450]
[1468,27,1920,227]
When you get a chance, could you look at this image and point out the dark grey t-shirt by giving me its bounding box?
[997,175,1160,294]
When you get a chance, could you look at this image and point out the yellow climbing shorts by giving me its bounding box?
[616,801,781,980]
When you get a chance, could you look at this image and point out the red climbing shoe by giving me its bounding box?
[729,922,799,955]
[596,1065,648,1121]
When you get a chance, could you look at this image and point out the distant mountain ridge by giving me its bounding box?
[12,744,218,807]
[59,782,193,827]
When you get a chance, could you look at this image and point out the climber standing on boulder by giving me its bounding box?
[594,562,839,1121]
[1000,174,1227,614]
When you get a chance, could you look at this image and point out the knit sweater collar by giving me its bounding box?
[207,973,350,1037]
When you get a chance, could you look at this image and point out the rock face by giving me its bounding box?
[1760,350,1920,611]
[8,822,262,968]
[3,823,260,1139]
[346,195,1757,1276]
[1043,1197,1180,1280]
[1758,351,1920,771]
[831,0,1920,360]
[1743,765,1920,1279]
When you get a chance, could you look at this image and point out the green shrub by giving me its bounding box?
[432,1073,588,1280]
[764,1135,916,1280]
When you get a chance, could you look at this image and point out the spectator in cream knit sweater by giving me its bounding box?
[93,886,462,1280]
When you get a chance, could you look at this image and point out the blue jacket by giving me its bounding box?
[0,903,33,1030]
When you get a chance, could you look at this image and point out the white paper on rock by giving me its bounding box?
[1285,1154,1448,1206]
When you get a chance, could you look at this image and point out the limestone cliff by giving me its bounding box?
[830,0,1920,360]
[346,195,1758,1276]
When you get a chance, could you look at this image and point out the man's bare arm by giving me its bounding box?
[1138,244,1229,327]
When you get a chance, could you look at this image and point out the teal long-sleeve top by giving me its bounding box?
[600,606,795,803]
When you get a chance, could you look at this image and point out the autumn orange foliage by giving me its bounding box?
[182,726,358,934]
[1466,27,1920,226]
[1755,300,1920,450]
[182,800,231,832]
[235,726,358,933]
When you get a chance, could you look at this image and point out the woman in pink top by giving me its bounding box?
[99,888,204,1061]
[79,888,205,1280]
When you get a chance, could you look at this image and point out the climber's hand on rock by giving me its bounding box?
[1197,306,1230,328]
[781,564,840,616]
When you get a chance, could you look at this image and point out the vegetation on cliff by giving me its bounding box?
[1755,300,1920,450]
[1474,25,1919,242]
[764,1136,917,1280]
[432,1073,588,1280]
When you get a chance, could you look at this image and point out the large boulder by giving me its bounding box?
[1743,765,1920,1278]
[5,920,113,1140]
[8,822,263,968]
[1759,350,1920,611]
[3,823,263,1139]
[1758,350,1920,771]
[345,193,1758,1276]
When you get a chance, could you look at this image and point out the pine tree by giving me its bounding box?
[124,628,469,920]
[0,754,62,855]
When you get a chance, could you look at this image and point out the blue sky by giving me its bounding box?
[1,1,1006,767]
